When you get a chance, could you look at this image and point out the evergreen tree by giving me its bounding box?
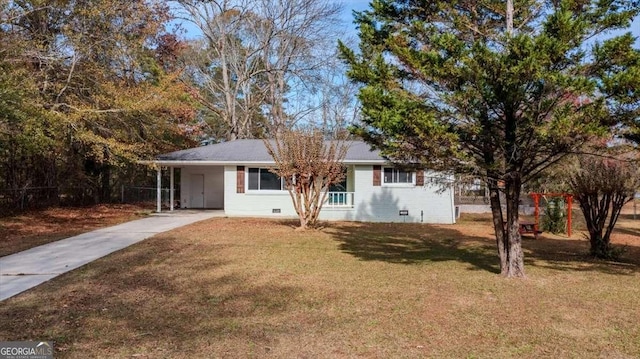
[340,0,640,277]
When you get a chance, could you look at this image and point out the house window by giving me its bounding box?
[329,170,348,192]
[383,168,414,184]
[248,168,285,190]
[329,179,347,192]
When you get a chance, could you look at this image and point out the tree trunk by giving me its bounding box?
[506,0,514,35]
[578,192,629,259]
[488,179,507,271]
[288,183,309,230]
[100,164,111,203]
[503,174,525,277]
[589,232,610,258]
[229,126,238,141]
[298,213,308,230]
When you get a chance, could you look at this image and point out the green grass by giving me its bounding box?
[1,216,639,358]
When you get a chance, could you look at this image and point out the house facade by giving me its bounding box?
[152,139,456,224]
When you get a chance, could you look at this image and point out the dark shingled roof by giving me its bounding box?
[157,139,384,163]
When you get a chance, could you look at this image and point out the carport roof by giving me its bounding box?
[155,139,386,164]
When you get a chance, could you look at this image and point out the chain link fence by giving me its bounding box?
[0,187,100,212]
[0,186,180,214]
[120,186,180,208]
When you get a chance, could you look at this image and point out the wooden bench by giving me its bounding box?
[503,222,543,239]
[518,222,543,239]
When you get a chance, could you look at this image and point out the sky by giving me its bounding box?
[338,1,640,48]
[176,1,640,48]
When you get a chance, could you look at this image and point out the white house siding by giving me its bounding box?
[223,165,296,216]
[223,165,456,224]
[179,166,224,209]
[319,165,455,224]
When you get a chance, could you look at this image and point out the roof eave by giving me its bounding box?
[142,159,388,166]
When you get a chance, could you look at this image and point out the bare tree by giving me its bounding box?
[178,0,266,140]
[255,0,342,133]
[265,128,349,229]
[176,0,342,140]
[313,45,361,136]
[570,155,640,259]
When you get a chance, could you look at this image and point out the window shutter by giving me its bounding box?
[236,166,245,193]
[373,165,381,186]
[416,169,424,186]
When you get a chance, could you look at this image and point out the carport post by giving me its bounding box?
[156,166,162,213]
[170,167,174,211]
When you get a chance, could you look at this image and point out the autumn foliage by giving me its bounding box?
[264,129,348,229]
[0,1,199,209]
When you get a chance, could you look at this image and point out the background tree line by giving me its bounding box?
[0,0,354,212]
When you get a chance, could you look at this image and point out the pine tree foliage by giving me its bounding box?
[340,0,640,277]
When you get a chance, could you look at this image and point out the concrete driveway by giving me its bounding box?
[0,211,223,301]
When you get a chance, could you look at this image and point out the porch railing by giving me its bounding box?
[325,192,354,208]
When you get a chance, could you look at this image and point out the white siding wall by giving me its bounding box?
[180,166,224,209]
[223,166,296,217]
[223,165,456,224]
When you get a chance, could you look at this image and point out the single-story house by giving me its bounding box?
[150,139,456,224]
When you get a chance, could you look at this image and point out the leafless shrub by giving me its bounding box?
[570,156,640,259]
[264,129,349,229]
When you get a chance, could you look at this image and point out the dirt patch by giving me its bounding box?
[0,204,151,257]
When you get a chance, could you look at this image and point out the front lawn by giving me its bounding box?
[1,215,639,358]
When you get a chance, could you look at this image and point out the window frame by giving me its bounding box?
[382,167,415,186]
[246,167,286,192]
[328,169,348,192]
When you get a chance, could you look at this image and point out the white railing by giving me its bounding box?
[325,192,354,208]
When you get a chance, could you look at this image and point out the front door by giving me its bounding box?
[190,174,205,208]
